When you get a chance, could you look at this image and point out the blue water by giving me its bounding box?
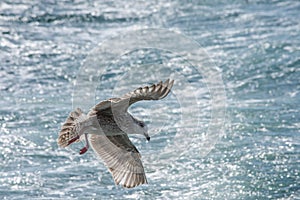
[1,0,299,199]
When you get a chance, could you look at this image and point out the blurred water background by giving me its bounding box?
[0,0,299,199]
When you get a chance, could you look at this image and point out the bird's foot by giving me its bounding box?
[68,135,80,145]
[79,146,88,154]
[79,133,89,155]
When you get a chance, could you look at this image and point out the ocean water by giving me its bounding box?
[0,0,299,199]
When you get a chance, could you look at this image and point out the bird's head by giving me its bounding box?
[131,116,150,141]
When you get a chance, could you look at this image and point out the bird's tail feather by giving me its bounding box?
[57,108,87,148]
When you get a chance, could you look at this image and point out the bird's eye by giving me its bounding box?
[139,122,145,127]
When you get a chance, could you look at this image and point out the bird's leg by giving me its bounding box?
[79,133,89,155]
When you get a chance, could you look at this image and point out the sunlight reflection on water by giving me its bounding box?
[0,0,299,199]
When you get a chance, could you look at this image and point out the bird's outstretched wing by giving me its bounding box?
[88,133,147,188]
[120,79,174,110]
[90,79,174,115]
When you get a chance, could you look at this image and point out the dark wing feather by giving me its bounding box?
[121,79,174,108]
[89,98,121,116]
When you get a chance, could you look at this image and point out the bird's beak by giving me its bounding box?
[144,132,150,141]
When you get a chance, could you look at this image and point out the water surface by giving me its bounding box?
[0,0,299,199]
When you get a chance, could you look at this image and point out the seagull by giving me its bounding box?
[57,79,174,188]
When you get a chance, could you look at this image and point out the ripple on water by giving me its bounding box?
[0,0,300,199]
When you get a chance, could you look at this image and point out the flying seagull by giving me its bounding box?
[57,79,174,188]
